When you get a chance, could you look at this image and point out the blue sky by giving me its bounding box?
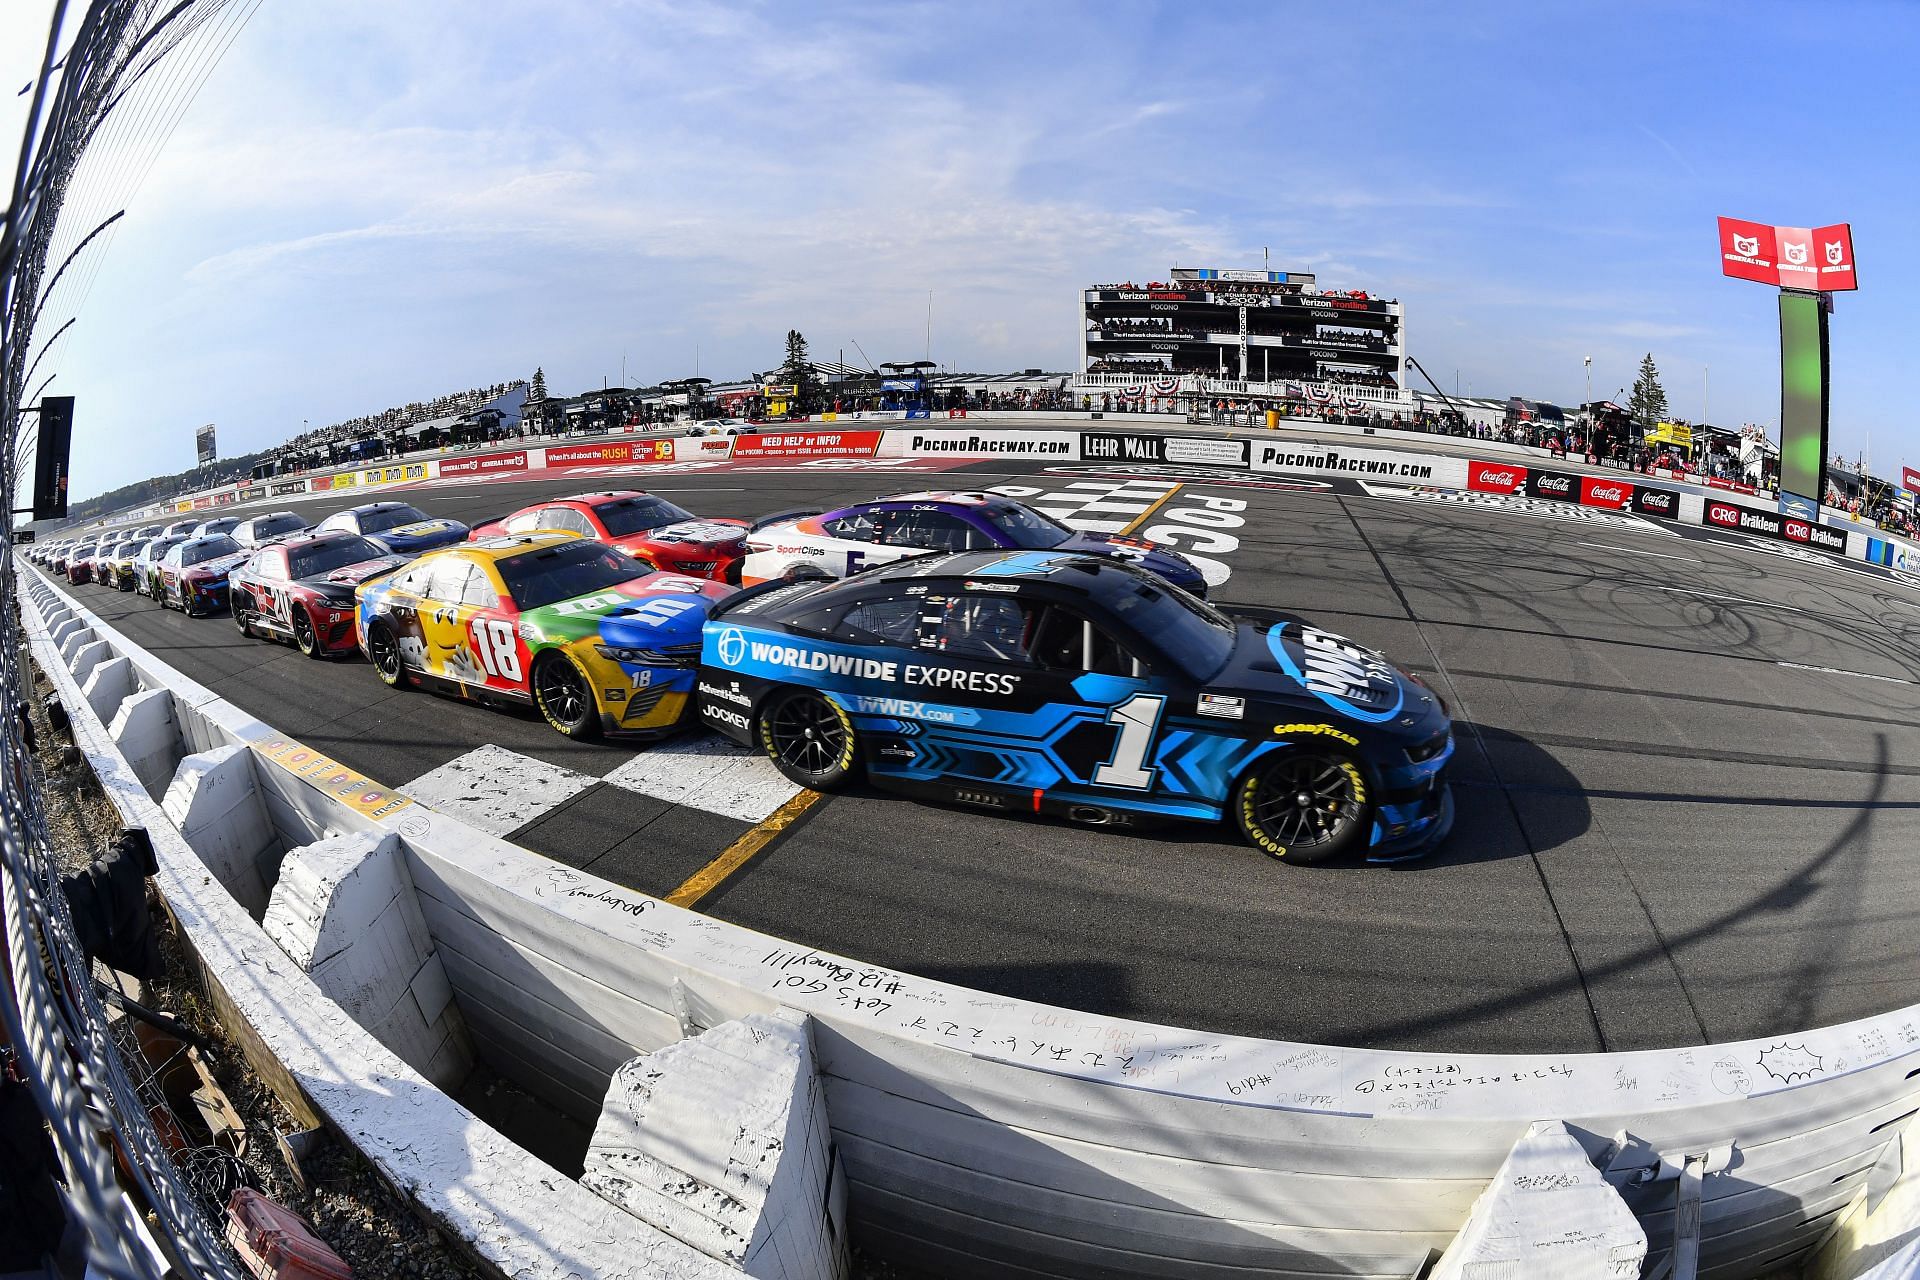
[9,0,1920,502]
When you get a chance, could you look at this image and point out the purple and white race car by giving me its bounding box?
[739,490,1210,596]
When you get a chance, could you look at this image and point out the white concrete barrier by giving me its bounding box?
[26,517,1920,1280]
[263,830,473,1091]
[20,570,738,1280]
[584,1008,844,1279]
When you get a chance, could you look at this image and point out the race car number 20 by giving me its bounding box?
[471,618,523,681]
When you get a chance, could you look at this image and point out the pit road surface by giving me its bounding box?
[50,457,1920,1055]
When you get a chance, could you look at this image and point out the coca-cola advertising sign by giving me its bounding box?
[1718,217,1858,291]
[1468,461,1526,494]
[1525,468,1580,501]
[1578,477,1632,510]
[1630,486,1677,519]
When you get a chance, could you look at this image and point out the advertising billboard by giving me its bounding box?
[1777,291,1830,520]
[195,423,217,466]
[1718,218,1858,291]
[31,395,74,520]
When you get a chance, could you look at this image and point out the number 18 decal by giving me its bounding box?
[471,618,522,681]
[1093,693,1165,790]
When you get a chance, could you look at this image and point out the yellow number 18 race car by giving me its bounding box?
[355,531,733,738]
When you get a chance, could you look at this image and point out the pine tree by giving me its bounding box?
[529,367,548,402]
[1628,353,1668,428]
[778,330,822,412]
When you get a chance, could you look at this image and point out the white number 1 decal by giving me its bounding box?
[1093,693,1165,790]
[471,618,522,681]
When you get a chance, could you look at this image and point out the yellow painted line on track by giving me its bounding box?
[1118,483,1183,536]
[666,789,822,909]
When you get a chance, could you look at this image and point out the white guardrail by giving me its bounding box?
[20,425,1920,1280]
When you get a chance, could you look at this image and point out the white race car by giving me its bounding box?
[738,490,1209,595]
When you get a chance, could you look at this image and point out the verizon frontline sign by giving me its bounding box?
[1718,217,1858,291]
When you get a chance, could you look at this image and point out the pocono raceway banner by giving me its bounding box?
[99,423,1917,574]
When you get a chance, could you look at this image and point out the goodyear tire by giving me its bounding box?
[1234,750,1371,864]
[293,607,323,659]
[758,688,858,790]
[532,651,600,739]
[234,601,255,637]
[366,622,407,689]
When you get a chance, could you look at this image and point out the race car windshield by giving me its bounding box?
[358,505,432,534]
[180,535,242,565]
[290,537,388,579]
[496,541,648,610]
[981,502,1072,549]
[1108,577,1236,680]
[594,496,695,536]
[255,514,307,538]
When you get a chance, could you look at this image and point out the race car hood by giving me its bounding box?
[519,573,735,648]
[371,519,467,551]
[1055,531,1206,589]
[1207,618,1444,736]
[619,518,750,554]
[184,550,251,580]
[299,556,409,602]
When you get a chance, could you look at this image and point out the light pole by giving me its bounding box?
[1583,356,1592,407]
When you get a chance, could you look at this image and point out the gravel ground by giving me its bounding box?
[22,642,479,1280]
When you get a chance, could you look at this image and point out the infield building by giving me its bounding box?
[1080,267,1406,397]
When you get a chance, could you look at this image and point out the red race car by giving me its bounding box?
[469,490,748,582]
[231,530,410,657]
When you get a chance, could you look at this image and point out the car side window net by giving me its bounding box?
[929,595,1039,663]
[1030,607,1143,678]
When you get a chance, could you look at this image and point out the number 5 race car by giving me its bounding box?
[739,491,1210,596]
[697,550,1454,862]
[356,532,734,739]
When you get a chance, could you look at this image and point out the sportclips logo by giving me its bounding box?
[1253,445,1433,479]
[908,435,1072,456]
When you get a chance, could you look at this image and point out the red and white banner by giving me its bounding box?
[728,430,882,460]
[441,449,528,478]
[1718,217,1858,291]
[1467,460,1527,494]
[1903,467,1920,494]
[1578,476,1633,510]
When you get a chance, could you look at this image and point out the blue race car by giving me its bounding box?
[315,501,469,555]
[697,549,1454,862]
[740,490,1211,597]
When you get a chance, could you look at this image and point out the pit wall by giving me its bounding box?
[20,555,1920,1280]
[95,416,1920,574]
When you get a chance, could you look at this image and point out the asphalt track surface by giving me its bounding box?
[45,456,1920,1056]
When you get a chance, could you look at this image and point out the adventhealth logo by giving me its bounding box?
[715,627,747,666]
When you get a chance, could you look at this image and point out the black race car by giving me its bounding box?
[696,549,1455,862]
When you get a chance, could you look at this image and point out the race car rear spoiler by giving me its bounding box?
[708,573,830,620]
[747,507,826,533]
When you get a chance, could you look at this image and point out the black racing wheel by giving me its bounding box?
[1234,750,1371,864]
[234,599,255,636]
[532,651,599,739]
[366,622,406,688]
[293,607,323,659]
[759,688,859,789]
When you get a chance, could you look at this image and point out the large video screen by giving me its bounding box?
[1777,291,1828,509]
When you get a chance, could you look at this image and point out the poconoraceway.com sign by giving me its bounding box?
[878,430,1080,459]
[1250,441,1465,487]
